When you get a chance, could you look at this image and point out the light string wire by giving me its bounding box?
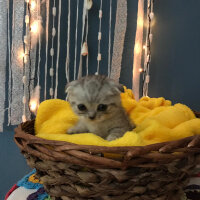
[50,0,56,98]
[27,2,34,117]
[22,0,30,122]
[108,0,112,77]
[54,0,61,99]
[97,0,103,74]
[65,0,71,83]
[44,0,49,100]
[36,0,41,88]
[74,0,80,80]
[7,0,12,125]
[86,9,89,75]
[9,0,16,124]
[143,0,154,97]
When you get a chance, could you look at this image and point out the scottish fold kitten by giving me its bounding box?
[65,75,135,141]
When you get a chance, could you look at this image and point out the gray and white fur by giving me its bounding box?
[65,75,135,141]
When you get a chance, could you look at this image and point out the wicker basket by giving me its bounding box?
[14,113,200,200]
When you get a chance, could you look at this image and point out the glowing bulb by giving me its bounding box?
[21,52,25,58]
[29,99,38,112]
[143,45,147,50]
[31,21,39,33]
[134,43,141,54]
[30,1,36,10]
[139,68,143,73]
[138,18,143,28]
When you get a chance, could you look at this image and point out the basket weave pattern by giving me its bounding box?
[14,113,200,200]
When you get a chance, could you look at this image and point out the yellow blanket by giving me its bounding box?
[35,88,200,146]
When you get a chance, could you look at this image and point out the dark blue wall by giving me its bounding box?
[1,0,200,198]
[149,0,200,110]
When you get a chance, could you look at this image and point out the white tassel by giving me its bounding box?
[50,68,54,76]
[97,53,101,61]
[149,12,154,20]
[52,7,56,16]
[52,28,56,36]
[50,88,54,96]
[145,75,150,83]
[81,42,88,56]
[149,33,153,43]
[99,10,102,18]
[50,48,54,56]
[98,32,102,40]
[86,0,93,10]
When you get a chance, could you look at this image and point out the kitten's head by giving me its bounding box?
[65,75,124,122]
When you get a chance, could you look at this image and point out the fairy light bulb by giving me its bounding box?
[30,1,36,10]
[21,52,25,58]
[31,21,39,33]
[29,98,38,112]
[143,45,147,50]
[139,68,143,73]
[134,43,141,54]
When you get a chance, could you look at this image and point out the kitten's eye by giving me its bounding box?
[97,104,107,111]
[77,104,87,111]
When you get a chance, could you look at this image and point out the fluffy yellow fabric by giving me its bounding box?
[35,89,200,147]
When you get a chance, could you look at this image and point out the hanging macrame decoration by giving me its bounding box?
[0,0,7,131]
[0,0,154,132]
[110,0,127,82]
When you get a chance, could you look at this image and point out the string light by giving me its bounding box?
[142,0,154,97]
[29,86,40,114]
[132,0,144,101]
[31,20,39,33]
[139,68,143,73]
[29,98,38,112]
[134,43,142,54]
[30,1,36,10]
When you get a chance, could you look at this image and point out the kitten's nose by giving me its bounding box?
[88,112,96,120]
[89,116,95,120]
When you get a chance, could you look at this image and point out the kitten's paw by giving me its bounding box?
[67,128,77,134]
[106,132,124,141]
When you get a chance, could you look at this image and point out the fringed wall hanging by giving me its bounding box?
[0,0,7,131]
[0,0,155,131]
[10,0,25,125]
[110,0,127,82]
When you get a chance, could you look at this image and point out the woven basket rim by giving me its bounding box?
[15,111,200,150]
[14,119,200,169]
[14,120,200,150]
[14,119,200,158]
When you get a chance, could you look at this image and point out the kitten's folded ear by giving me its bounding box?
[118,84,124,93]
[108,79,124,94]
[65,80,79,95]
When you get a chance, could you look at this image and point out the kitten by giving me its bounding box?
[65,75,135,141]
